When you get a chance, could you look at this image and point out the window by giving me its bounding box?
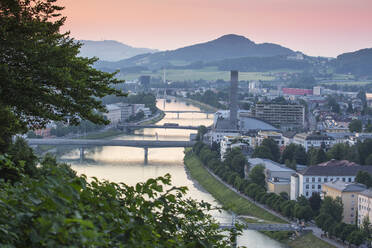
[352,194,354,198]
[312,185,315,189]
[348,178,352,182]
[306,192,309,196]
[318,177,321,182]
[312,177,315,182]
[324,178,328,182]
[306,185,309,189]
[351,208,354,211]
[306,178,309,183]
[318,185,321,189]
[342,178,345,182]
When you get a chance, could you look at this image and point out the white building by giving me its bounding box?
[290,160,372,200]
[293,132,335,151]
[104,104,122,124]
[220,136,253,160]
[256,131,284,147]
[358,189,372,226]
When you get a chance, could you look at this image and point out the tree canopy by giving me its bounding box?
[0,0,124,151]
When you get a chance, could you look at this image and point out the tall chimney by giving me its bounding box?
[230,70,238,129]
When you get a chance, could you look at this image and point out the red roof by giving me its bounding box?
[282,88,313,96]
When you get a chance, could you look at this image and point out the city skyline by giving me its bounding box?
[59,0,372,57]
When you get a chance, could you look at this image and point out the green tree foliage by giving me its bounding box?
[0,0,124,152]
[252,146,273,160]
[319,196,343,223]
[355,171,372,188]
[282,143,307,165]
[248,164,266,188]
[253,138,280,162]
[327,96,340,113]
[315,148,327,165]
[0,156,233,247]
[7,137,37,177]
[223,148,247,177]
[189,90,225,109]
[308,192,322,214]
[349,119,363,133]
[326,143,350,161]
[196,125,208,141]
[357,139,372,165]
[366,154,372,165]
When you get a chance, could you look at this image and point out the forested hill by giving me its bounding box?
[79,40,157,62]
[95,34,295,70]
[334,48,372,77]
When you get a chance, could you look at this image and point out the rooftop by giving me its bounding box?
[317,159,359,167]
[359,189,372,198]
[299,161,372,176]
[323,180,366,192]
[249,158,295,173]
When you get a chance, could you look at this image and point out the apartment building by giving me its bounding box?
[251,104,305,128]
[323,181,366,224]
[358,189,372,226]
[290,160,372,200]
[293,132,335,151]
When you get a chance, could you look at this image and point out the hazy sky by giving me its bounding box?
[59,0,372,57]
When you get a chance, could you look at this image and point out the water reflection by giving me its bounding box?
[62,99,284,247]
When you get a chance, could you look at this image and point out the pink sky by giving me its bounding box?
[59,0,372,57]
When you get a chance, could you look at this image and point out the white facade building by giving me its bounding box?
[293,132,335,151]
[290,161,372,200]
[220,136,253,160]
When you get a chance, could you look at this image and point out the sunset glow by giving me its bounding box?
[60,0,372,57]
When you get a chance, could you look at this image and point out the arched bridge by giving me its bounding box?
[27,138,195,164]
[117,124,201,130]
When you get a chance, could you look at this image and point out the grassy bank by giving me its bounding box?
[177,97,218,113]
[184,152,285,223]
[184,151,335,248]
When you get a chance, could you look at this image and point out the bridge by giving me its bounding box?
[163,110,215,119]
[219,223,301,232]
[117,124,200,131]
[27,138,195,164]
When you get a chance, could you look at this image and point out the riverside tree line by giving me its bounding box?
[0,0,238,246]
[190,136,372,245]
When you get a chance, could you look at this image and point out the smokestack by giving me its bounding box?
[230,70,238,129]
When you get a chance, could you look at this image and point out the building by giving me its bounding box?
[220,136,253,160]
[104,103,136,124]
[293,132,335,151]
[256,131,284,147]
[323,181,366,224]
[249,158,295,195]
[290,160,372,200]
[358,189,372,226]
[313,86,324,96]
[104,104,122,124]
[251,104,305,128]
[282,88,313,96]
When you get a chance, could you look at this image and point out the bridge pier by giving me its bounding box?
[144,147,148,164]
[79,147,85,162]
[206,113,209,119]
[177,113,179,119]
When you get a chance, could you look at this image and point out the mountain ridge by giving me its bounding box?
[79,40,157,62]
[95,34,295,69]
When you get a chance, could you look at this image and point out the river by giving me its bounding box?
[61,99,284,247]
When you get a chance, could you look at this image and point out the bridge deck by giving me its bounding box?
[27,139,196,148]
[117,124,200,130]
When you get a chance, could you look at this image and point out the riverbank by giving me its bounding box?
[184,151,336,248]
[176,97,218,113]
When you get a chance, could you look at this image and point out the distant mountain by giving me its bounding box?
[79,40,157,62]
[95,34,295,70]
[334,48,372,77]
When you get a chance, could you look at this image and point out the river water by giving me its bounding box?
[62,99,284,247]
